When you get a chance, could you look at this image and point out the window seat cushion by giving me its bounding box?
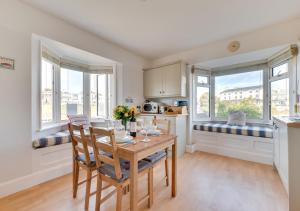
[32,130,71,149]
[193,122,273,138]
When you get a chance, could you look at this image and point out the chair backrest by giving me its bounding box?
[89,127,123,180]
[68,114,90,129]
[153,118,171,135]
[68,123,92,165]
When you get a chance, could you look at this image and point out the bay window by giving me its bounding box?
[40,47,114,128]
[193,71,210,119]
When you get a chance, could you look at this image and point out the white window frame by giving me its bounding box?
[192,63,270,123]
[40,63,116,129]
[268,59,292,120]
[192,69,211,121]
[40,58,60,127]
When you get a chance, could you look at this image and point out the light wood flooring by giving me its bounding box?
[0,152,288,211]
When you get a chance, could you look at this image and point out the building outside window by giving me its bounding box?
[215,70,264,120]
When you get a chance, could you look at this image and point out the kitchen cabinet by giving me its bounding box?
[143,62,186,98]
[273,117,300,211]
[273,119,289,192]
[138,114,187,157]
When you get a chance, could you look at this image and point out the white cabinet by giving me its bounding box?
[138,114,187,157]
[273,120,289,192]
[143,62,186,98]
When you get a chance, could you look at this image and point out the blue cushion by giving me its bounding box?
[98,159,151,182]
[32,130,70,149]
[76,153,96,166]
[193,123,273,138]
[143,151,167,164]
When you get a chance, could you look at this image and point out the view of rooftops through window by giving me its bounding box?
[215,70,263,119]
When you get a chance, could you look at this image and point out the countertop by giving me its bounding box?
[139,113,188,117]
[273,116,300,128]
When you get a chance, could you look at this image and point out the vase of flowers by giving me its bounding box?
[113,105,135,130]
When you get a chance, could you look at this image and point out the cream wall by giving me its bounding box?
[151,18,300,66]
[0,0,148,185]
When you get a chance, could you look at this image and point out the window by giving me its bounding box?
[90,74,108,118]
[60,68,84,120]
[215,70,264,119]
[270,63,289,118]
[41,59,54,124]
[272,63,288,77]
[194,74,210,118]
[40,59,114,128]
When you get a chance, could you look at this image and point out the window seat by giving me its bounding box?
[193,122,273,138]
[32,130,71,149]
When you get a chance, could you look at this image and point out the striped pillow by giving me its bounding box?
[68,114,90,128]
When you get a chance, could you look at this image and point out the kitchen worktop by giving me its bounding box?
[139,113,188,117]
[273,116,300,128]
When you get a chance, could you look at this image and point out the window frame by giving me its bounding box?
[193,64,270,123]
[39,63,115,129]
[40,58,60,126]
[268,60,291,120]
[193,69,211,121]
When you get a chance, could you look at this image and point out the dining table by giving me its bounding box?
[87,132,178,211]
[118,134,177,211]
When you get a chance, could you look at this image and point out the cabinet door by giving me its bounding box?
[144,68,163,98]
[162,63,182,97]
[273,124,280,169]
[279,124,289,184]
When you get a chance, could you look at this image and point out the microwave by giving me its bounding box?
[142,102,158,113]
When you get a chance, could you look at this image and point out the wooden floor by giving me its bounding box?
[0,152,288,211]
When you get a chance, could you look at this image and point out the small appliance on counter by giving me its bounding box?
[142,101,158,114]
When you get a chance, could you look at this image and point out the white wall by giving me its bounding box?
[0,0,148,187]
[151,18,300,66]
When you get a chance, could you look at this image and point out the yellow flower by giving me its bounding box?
[124,113,128,117]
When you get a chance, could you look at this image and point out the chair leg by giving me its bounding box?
[85,169,92,210]
[73,161,79,198]
[116,187,123,211]
[148,168,154,208]
[165,150,169,187]
[95,175,102,211]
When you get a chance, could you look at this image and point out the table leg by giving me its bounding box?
[172,137,177,197]
[130,154,138,211]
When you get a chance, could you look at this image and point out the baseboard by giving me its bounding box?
[0,161,72,198]
[186,144,196,153]
[195,143,273,165]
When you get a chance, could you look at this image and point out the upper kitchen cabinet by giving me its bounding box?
[143,62,187,98]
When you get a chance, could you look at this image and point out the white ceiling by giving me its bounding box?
[23,0,300,59]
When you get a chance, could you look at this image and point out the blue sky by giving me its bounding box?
[215,70,263,95]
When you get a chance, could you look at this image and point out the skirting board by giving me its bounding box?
[0,161,72,198]
[195,143,273,165]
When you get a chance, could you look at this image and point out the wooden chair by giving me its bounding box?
[89,127,154,211]
[68,123,97,210]
[143,118,171,186]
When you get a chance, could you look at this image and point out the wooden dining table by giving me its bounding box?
[117,134,177,211]
[86,132,178,211]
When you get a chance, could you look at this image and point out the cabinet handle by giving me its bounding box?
[159,91,162,94]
